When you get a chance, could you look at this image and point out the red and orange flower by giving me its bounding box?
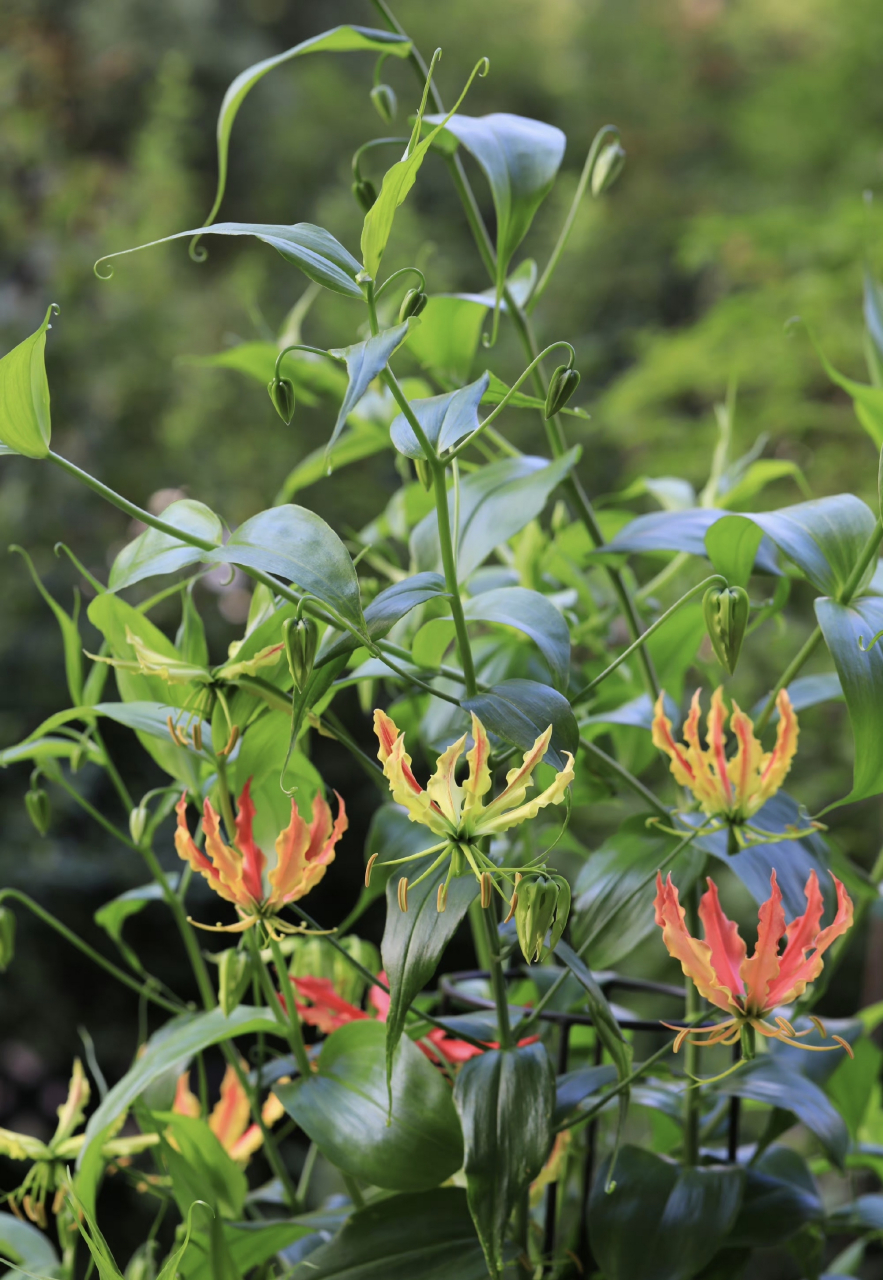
[173,1063,285,1165]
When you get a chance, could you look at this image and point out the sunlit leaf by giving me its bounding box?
[0,304,57,458]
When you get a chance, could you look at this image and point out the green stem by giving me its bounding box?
[573,575,726,702]
[0,890,184,1014]
[432,462,478,697]
[480,893,513,1049]
[267,932,313,1079]
[249,929,310,1075]
[683,883,700,1166]
[342,1173,366,1209]
[578,736,669,817]
[225,1049,302,1211]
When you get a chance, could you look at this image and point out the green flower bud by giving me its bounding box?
[370,83,398,124]
[0,908,15,972]
[267,376,296,425]
[398,288,428,323]
[591,141,626,196]
[703,585,750,675]
[25,787,51,836]
[414,457,433,491]
[352,178,378,212]
[129,802,148,845]
[283,616,318,694]
[548,875,571,953]
[124,1242,158,1280]
[217,947,252,1017]
[543,365,581,420]
[289,935,334,983]
[515,875,560,964]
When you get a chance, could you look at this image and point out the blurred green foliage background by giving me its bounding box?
[2,0,883,1249]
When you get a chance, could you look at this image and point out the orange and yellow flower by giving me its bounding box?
[654,869,854,1055]
[175,778,346,933]
[373,709,574,841]
[652,687,798,823]
[173,1064,285,1165]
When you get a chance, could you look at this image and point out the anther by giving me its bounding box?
[166,714,184,746]
[503,892,518,924]
[832,1035,854,1059]
[437,882,448,912]
[397,877,409,912]
[219,725,240,757]
[365,852,379,887]
[191,722,203,752]
[809,1015,827,1038]
[775,1016,796,1038]
[480,871,492,909]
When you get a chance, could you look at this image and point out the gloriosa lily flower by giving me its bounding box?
[372,709,574,911]
[88,627,284,685]
[173,1063,285,1165]
[175,778,347,935]
[652,686,798,825]
[655,870,854,1056]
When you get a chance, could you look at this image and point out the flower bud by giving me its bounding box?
[543,365,581,420]
[370,83,398,124]
[217,947,251,1017]
[289,936,332,983]
[398,288,428,323]
[129,802,148,845]
[0,908,15,972]
[267,376,296,425]
[352,179,378,213]
[283,616,318,694]
[515,875,559,964]
[548,875,571,952]
[25,787,51,837]
[414,458,433,491]
[591,141,626,196]
[702,585,750,675]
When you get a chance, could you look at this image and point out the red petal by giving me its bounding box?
[234,779,266,905]
[698,878,746,999]
[740,872,785,1014]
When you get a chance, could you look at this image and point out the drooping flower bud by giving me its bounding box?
[25,787,51,836]
[352,179,378,212]
[267,376,296,425]
[544,365,581,420]
[370,83,398,124]
[398,288,428,323]
[702,585,750,675]
[515,875,560,964]
[283,616,318,694]
[591,141,626,196]
[129,801,148,845]
[217,947,251,1017]
[414,458,433,491]
[0,908,15,972]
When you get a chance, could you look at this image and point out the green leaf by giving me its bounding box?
[390,374,489,460]
[97,223,365,299]
[204,504,364,630]
[424,113,565,311]
[109,500,223,591]
[720,459,810,509]
[179,1220,311,1280]
[463,586,570,691]
[318,571,448,665]
[276,420,388,501]
[726,1147,821,1248]
[815,595,883,803]
[10,545,84,703]
[704,514,764,588]
[0,1212,61,1280]
[589,1147,744,1280]
[826,1036,882,1137]
[0,304,57,458]
[79,1007,282,1166]
[200,27,410,236]
[483,370,588,418]
[813,333,883,449]
[718,1058,849,1167]
[453,1043,554,1278]
[327,322,412,458]
[602,509,780,574]
[281,1189,490,1280]
[463,678,578,770]
[94,877,180,972]
[411,451,579,581]
[570,815,705,969]
[183,341,348,406]
[275,1020,463,1191]
[554,1064,618,1127]
[0,734,102,769]
[381,854,478,1083]
[406,296,488,387]
[151,1112,247,1219]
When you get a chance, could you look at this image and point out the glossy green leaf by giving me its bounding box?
[406,296,488,386]
[453,1043,554,1279]
[0,734,102,769]
[570,815,705,969]
[0,1212,61,1280]
[721,458,810,510]
[412,451,579,581]
[177,587,210,668]
[463,586,570,690]
[153,1112,247,1219]
[752,496,877,595]
[275,1020,463,1191]
[411,616,457,669]
[554,1064,618,1127]
[602,509,780,574]
[554,941,632,1130]
[483,371,588,418]
[183,341,348,404]
[381,851,478,1080]
[726,1147,822,1248]
[813,333,883,449]
[198,25,409,229]
[282,1189,490,1280]
[0,304,56,458]
[109,500,223,591]
[718,1058,849,1166]
[318,571,448,665]
[328,322,412,458]
[464,678,578,770]
[704,514,763,588]
[390,374,489,459]
[79,1006,282,1165]
[815,595,883,803]
[424,113,565,310]
[589,1146,744,1280]
[179,1220,311,1280]
[204,504,364,630]
[10,545,83,703]
[750,673,843,717]
[277,420,388,501]
[97,223,364,299]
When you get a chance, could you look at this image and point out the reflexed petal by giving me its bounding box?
[755,690,799,810]
[652,692,696,789]
[172,1073,201,1120]
[209,1065,251,1153]
[233,780,267,906]
[462,713,493,817]
[477,725,553,825]
[266,800,310,906]
[203,799,251,905]
[475,751,574,835]
[374,709,424,796]
[125,628,211,684]
[707,689,734,809]
[727,701,765,815]
[269,792,347,907]
[767,873,854,1008]
[654,873,739,1013]
[385,734,449,834]
[294,976,367,1034]
[697,878,746,999]
[741,872,785,1014]
[425,733,467,826]
[682,691,728,814]
[174,795,238,904]
[227,1123,264,1164]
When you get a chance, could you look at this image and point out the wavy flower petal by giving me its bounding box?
[741,871,786,1014]
[697,878,746,999]
[208,1065,252,1154]
[268,792,346,906]
[767,873,853,1007]
[425,733,467,827]
[476,751,575,836]
[233,780,267,906]
[654,873,739,1013]
[755,690,799,811]
[462,713,493,817]
[175,795,238,904]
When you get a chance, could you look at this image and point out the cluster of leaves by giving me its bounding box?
[3,6,883,1280]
